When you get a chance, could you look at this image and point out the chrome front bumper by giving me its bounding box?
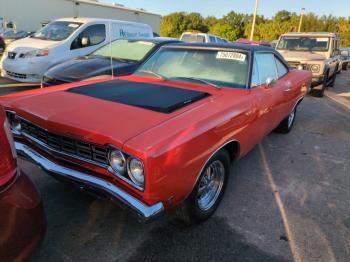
[15,142,164,221]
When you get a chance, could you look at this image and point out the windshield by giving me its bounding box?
[181,34,206,43]
[5,31,28,39]
[134,48,249,89]
[93,39,155,62]
[32,21,82,41]
[277,36,330,51]
[3,31,16,38]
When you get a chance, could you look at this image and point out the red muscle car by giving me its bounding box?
[0,43,312,224]
[0,105,46,262]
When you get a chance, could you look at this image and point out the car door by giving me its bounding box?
[273,55,298,118]
[249,52,284,137]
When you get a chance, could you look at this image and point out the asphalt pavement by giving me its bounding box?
[1,72,350,262]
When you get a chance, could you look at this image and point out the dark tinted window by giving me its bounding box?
[209,36,216,43]
[71,24,106,50]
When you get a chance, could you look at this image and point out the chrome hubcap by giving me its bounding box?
[197,160,225,211]
[288,110,295,128]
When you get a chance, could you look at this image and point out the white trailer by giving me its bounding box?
[0,0,161,34]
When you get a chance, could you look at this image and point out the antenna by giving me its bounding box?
[109,21,114,79]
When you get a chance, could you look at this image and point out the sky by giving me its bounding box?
[104,0,349,18]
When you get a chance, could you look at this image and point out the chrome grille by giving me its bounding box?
[20,118,109,165]
[6,70,27,79]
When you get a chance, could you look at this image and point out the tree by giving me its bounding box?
[274,10,292,23]
[160,10,350,46]
[160,12,188,37]
[209,22,238,41]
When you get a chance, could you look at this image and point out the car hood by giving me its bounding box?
[6,37,59,52]
[278,50,327,62]
[1,78,214,149]
[46,56,136,82]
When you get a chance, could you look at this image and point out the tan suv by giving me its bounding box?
[276,32,341,97]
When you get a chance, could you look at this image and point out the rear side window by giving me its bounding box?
[275,58,288,78]
[209,36,217,43]
[71,24,106,50]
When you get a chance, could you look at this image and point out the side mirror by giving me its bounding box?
[81,37,89,47]
[265,77,276,88]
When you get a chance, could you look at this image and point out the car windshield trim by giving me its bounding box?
[89,54,137,63]
[170,76,221,89]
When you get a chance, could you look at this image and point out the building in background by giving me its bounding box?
[0,0,161,34]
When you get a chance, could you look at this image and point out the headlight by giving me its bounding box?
[109,150,126,174]
[297,65,304,70]
[309,64,320,73]
[127,158,144,188]
[22,48,49,58]
[5,111,21,134]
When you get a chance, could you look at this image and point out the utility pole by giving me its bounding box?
[250,0,260,41]
[298,8,305,32]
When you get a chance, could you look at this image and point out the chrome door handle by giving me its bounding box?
[284,88,292,92]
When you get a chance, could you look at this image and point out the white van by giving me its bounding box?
[180,32,228,43]
[0,17,153,83]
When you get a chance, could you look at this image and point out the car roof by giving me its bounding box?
[161,42,275,52]
[123,37,181,44]
[55,17,151,27]
[281,32,339,38]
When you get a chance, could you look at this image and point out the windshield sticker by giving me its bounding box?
[316,38,328,42]
[68,23,79,28]
[216,52,246,61]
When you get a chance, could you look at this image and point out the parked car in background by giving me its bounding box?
[0,17,153,83]
[276,32,341,97]
[1,42,311,224]
[0,105,46,262]
[269,39,279,48]
[236,39,271,46]
[340,48,350,70]
[3,30,34,46]
[42,37,180,87]
[180,32,228,43]
[0,35,4,54]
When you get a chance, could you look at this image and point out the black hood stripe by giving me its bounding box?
[67,80,210,114]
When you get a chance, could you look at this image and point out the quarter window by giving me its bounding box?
[254,53,277,85]
[71,24,106,50]
[275,57,288,78]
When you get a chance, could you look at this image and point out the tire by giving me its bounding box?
[328,66,338,87]
[275,106,297,134]
[171,149,230,225]
[310,72,327,97]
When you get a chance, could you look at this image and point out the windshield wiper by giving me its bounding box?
[171,76,221,89]
[138,70,167,80]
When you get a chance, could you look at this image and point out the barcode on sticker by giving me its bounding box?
[216,52,246,61]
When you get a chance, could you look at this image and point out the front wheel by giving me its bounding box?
[328,67,338,87]
[275,106,297,134]
[171,150,230,224]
